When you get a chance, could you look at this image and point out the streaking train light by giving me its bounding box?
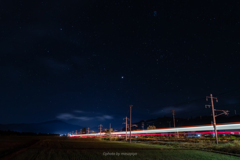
[70,122,240,137]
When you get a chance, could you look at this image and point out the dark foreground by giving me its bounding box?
[0,136,239,160]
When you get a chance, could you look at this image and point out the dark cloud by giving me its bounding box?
[57,112,113,121]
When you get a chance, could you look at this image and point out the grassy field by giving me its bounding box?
[0,136,41,158]
[0,136,239,160]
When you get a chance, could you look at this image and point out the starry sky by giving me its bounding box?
[0,0,239,130]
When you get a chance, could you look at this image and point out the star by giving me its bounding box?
[121,76,124,79]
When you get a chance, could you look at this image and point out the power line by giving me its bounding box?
[120,89,240,132]
[151,92,240,118]
[215,87,240,97]
[147,88,240,110]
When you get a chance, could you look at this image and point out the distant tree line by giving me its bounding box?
[0,130,60,136]
[147,125,156,129]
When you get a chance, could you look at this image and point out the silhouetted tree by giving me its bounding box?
[147,125,156,129]
[105,128,113,134]
[82,128,86,134]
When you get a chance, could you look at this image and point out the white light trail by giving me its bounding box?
[70,122,240,137]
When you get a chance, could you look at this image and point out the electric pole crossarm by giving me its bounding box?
[206,96,218,101]
[214,110,229,117]
[215,112,225,117]
[223,111,230,115]
[214,109,229,112]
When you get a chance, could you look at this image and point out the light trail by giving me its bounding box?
[70,122,240,137]
[70,131,240,137]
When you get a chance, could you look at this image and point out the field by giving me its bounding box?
[0,136,239,160]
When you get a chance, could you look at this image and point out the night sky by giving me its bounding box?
[0,0,239,131]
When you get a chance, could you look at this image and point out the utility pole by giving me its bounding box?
[87,127,90,134]
[206,94,229,145]
[142,121,144,130]
[206,94,218,144]
[123,117,129,141]
[171,110,175,127]
[99,124,103,135]
[129,105,133,143]
[109,123,111,141]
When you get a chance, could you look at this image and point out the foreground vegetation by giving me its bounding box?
[0,136,41,158]
[0,136,239,160]
[100,135,240,155]
[159,140,240,155]
[134,134,240,142]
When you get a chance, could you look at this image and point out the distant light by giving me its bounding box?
[121,76,124,79]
